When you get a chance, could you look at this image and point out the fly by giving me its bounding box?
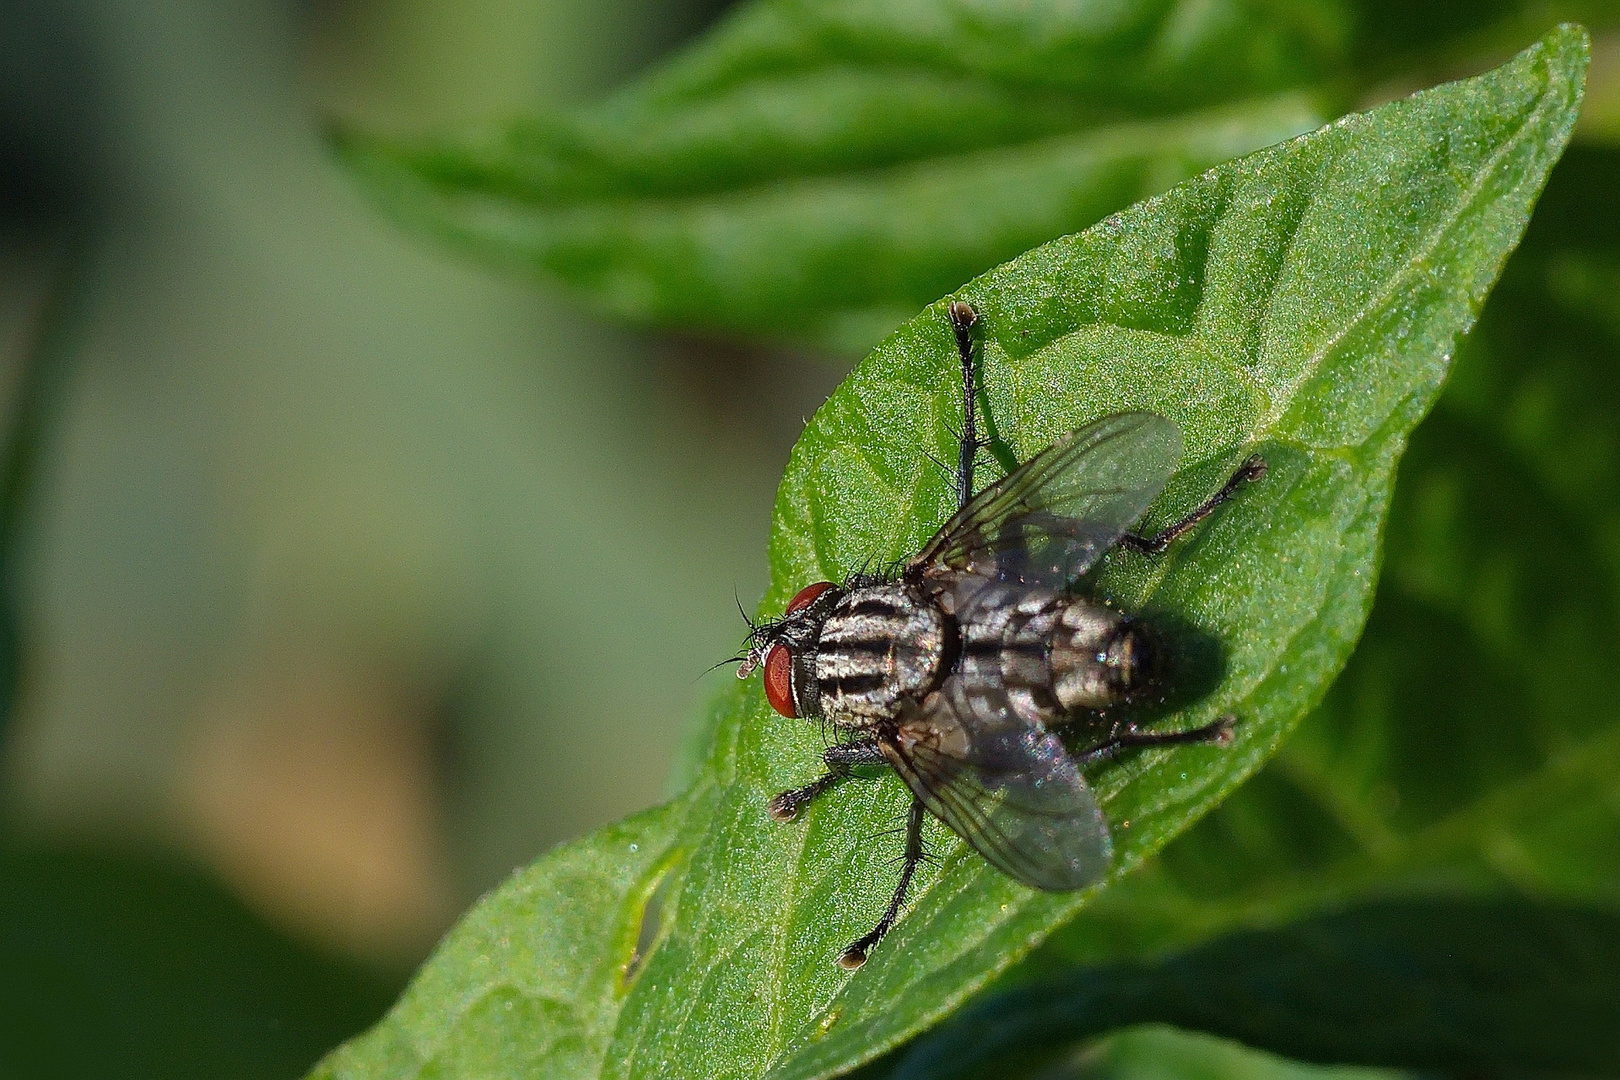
[737,300,1266,969]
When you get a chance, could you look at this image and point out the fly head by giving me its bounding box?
[737,580,843,719]
[741,576,950,730]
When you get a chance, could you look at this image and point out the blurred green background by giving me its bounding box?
[0,0,829,1074]
[1,1,1617,1078]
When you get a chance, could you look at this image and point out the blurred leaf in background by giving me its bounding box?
[333,0,1340,353]
[1033,1026,1410,1080]
[332,0,1620,354]
[0,0,792,1076]
[896,899,1620,1078]
[312,30,1585,1080]
[1,0,783,956]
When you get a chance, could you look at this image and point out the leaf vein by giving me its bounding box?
[1259,92,1549,432]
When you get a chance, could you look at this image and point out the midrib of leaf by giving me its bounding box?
[1260,104,1547,435]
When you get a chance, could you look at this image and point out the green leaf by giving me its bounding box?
[1054,1025,1410,1080]
[330,1,1620,355]
[311,793,702,1080]
[893,899,1620,1079]
[310,31,1585,1080]
[333,0,1343,353]
[892,141,1620,1079]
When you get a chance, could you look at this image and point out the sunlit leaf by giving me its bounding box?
[310,30,1585,1080]
[892,141,1620,1080]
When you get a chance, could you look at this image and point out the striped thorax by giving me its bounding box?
[808,584,948,727]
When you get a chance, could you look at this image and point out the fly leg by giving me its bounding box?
[1118,455,1268,555]
[838,795,926,970]
[948,300,982,512]
[767,739,887,822]
[1075,714,1236,765]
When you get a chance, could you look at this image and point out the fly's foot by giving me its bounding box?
[839,914,900,970]
[947,299,978,330]
[1203,713,1238,746]
[767,790,806,822]
[1236,454,1268,484]
[768,773,840,822]
[836,941,871,971]
[769,743,886,823]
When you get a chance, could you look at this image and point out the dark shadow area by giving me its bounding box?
[1509,144,1620,254]
[0,844,405,1080]
[971,360,1024,481]
[896,897,1620,1080]
[1351,0,1521,74]
[1119,607,1228,722]
[0,0,110,755]
[1046,606,1228,760]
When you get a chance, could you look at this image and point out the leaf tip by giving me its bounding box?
[1532,22,1592,107]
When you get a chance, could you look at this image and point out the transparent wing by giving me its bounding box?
[910,411,1182,587]
[880,677,1112,891]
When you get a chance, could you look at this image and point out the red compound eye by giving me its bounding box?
[785,581,835,614]
[763,642,796,717]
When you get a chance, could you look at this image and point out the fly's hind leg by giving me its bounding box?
[1076,714,1236,766]
[838,796,925,970]
[1118,455,1268,555]
[767,739,888,822]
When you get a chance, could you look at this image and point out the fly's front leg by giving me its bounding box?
[948,300,982,512]
[1119,454,1268,555]
[838,796,925,970]
[767,739,887,822]
[1076,714,1236,766]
